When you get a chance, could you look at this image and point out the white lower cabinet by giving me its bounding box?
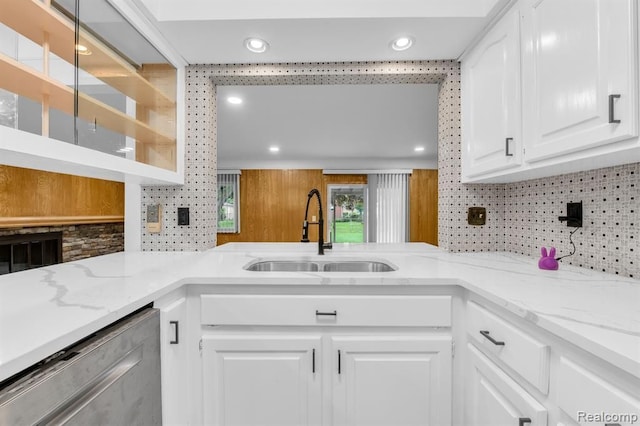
[202,335,322,426]
[466,343,547,426]
[198,293,453,426]
[331,336,452,426]
[200,333,451,426]
[464,299,640,426]
[159,295,189,425]
[158,290,640,426]
[556,357,640,426]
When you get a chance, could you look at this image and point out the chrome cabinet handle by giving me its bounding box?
[505,137,514,157]
[480,330,505,346]
[169,321,179,344]
[312,348,316,373]
[338,350,342,375]
[609,94,621,123]
[316,310,337,317]
[519,418,531,426]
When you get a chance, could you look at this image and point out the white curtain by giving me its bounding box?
[375,173,409,242]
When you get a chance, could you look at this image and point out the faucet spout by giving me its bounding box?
[301,188,326,255]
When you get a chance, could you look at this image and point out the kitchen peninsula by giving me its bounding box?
[1,243,639,425]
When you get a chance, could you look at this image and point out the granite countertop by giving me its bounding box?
[1,242,638,383]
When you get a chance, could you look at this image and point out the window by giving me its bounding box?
[217,172,240,233]
[327,185,367,243]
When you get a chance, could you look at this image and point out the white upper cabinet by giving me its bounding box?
[462,5,523,180]
[461,0,639,183]
[522,0,638,162]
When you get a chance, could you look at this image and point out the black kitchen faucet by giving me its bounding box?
[301,188,332,255]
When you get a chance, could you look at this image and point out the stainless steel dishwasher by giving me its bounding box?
[0,307,161,425]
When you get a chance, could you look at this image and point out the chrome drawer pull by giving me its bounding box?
[315,310,337,317]
[505,137,514,157]
[480,330,505,346]
[609,94,621,123]
[169,321,179,344]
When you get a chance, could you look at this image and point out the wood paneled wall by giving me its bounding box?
[0,165,124,228]
[217,169,438,246]
[217,170,366,244]
[409,169,438,246]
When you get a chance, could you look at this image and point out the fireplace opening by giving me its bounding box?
[0,232,62,275]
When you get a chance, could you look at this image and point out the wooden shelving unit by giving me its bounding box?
[1,0,175,109]
[0,52,174,145]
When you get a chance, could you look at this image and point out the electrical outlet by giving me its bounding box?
[178,207,190,226]
[558,202,582,227]
[468,207,486,226]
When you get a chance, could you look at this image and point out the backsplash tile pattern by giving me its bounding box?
[141,61,498,252]
[139,61,639,279]
[504,163,639,278]
[436,65,506,252]
[141,67,217,251]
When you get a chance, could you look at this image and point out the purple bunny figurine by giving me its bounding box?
[538,247,559,270]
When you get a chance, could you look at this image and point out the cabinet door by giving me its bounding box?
[202,334,322,426]
[462,5,522,179]
[522,0,638,162]
[466,343,547,426]
[331,335,452,426]
[557,356,640,426]
[159,297,188,426]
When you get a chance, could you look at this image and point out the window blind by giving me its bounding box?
[375,173,409,243]
[217,172,240,233]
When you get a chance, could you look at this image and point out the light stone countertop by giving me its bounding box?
[1,242,638,383]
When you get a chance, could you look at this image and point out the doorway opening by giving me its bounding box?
[327,185,367,243]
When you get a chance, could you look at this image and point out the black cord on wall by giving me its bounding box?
[555,226,580,262]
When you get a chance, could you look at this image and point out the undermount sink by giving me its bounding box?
[244,260,320,272]
[244,259,397,272]
[321,261,395,272]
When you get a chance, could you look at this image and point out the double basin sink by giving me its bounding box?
[244,258,396,273]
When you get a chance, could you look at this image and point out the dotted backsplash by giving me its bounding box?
[141,68,217,252]
[504,163,638,278]
[142,61,465,252]
[140,61,639,279]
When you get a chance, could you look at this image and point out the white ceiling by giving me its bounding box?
[138,0,509,64]
[217,84,439,170]
[132,0,506,170]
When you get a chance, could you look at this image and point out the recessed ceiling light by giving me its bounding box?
[269,146,280,153]
[391,36,413,51]
[245,37,269,53]
[227,96,243,105]
[117,147,134,153]
[414,146,425,152]
[75,44,92,55]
